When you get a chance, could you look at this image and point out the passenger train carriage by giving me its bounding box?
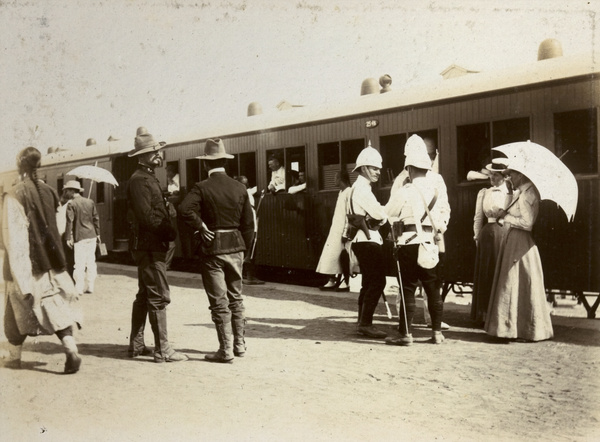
[1,45,598,314]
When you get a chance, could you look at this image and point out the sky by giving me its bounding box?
[1,0,598,169]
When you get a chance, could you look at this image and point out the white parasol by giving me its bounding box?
[492,141,578,221]
[67,163,118,198]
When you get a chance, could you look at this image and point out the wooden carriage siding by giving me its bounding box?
[162,52,599,294]
[0,51,598,304]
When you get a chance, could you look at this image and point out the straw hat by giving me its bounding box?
[63,180,83,192]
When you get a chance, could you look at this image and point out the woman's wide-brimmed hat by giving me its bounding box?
[196,138,234,160]
[128,133,166,157]
[63,180,83,192]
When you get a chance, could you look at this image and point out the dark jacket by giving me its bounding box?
[2,179,66,279]
[65,194,100,242]
[179,171,254,255]
[127,165,176,252]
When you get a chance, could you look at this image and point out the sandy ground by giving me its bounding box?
[0,262,599,442]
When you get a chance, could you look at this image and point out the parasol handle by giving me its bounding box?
[86,161,98,199]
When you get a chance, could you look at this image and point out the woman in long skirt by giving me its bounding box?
[485,169,553,342]
[471,162,511,325]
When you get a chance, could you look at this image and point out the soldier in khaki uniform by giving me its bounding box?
[180,139,254,363]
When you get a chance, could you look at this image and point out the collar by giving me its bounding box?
[518,182,534,193]
[355,174,372,187]
[208,167,226,176]
[137,164,156,175]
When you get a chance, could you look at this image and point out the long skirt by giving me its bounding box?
[471,223,507,323]
[485,228,553,341]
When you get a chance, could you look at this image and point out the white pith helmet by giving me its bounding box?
[404,134,432,170]
[353,141,382,171]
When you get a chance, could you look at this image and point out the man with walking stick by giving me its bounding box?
[385,135,450,345]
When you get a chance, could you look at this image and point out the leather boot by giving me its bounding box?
[231,318,246,357]
[61,336,82,374]
[148,309,188,363]
[128,301,152,358]
[4,343,22,369]
[205,322,234,363]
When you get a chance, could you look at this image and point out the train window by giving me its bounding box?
[266,149,285,191]
[492,117,530,147]
[285,146,306,189]
[458,118,531,181]
[239,152,257,187]
[318,138,364,190]
[457,122,491,182]
[227,155,240,178]
[341,139,364,170]
[186,158,201,191]
[165,161,180,194]
[229,152,257,187]
[318,142,339,190]
[554,108,598,175]
[380,134,407,186]
[96,182,105,204]
[57,177,64,195]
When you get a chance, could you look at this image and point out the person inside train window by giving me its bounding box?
[166,164,180,194]
[267,155,285,193]
[288,170,307,194]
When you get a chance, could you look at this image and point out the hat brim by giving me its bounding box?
[128,142,166,157]
[196,153,234,160]
[63,186,83,192]
[485,164,507,174]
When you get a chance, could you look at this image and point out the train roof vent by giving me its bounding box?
[360,78,379,96]
[379,74,392,93]
[439,64,480,80]
[86,138,96,147]
[538,38,563,60]
[47,147,58,154]
[247,102,263,116]
[136,126,148,136]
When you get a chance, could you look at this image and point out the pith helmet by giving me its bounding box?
[196,138,234,160]
[404,135,432,170]
[353,141,382,171]
[128,133,166,157]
